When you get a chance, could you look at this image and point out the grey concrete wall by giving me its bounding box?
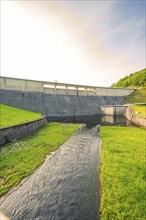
[101,106,125,116]
[101,115,126,125]
[0,77,133,120]
[0,116,47,146]
[125,107,146,128]
[0,76,135,97]
[0,90,127,119]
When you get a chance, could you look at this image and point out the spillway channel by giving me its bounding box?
[1,125,101,220]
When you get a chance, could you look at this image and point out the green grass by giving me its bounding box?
[100,126,145,220]
[132,104,146,118]
[0,104,42,128]
[0,123,80,197]
[124,88,146,104]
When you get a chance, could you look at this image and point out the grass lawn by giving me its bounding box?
[100,126,145,220]
[0,123,80,197]
[124,88,146,104]
[132,104,146,118]
[0,104,42,128]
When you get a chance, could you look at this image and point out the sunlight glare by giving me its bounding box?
[1,1,92,84]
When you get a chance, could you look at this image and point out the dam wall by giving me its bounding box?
[0,77,135,119]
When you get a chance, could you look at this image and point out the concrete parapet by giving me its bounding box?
[0,78,6,89]
[5,78,26,91]
[95,87,133,96]
[0,116,47,146]
[0,76,134,97]
[44,87,55,94]
[78,90,87,96]
[125,107,146,128]
[67,89,77,95]
[56,88,67,95]
[26,81,44,92]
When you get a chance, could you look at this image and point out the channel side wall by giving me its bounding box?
[125,107,146,128]
[101,106,125,116]
[0,90,127,118]
[0,116,47,146]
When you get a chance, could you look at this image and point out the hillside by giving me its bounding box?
[112,68,146,88]
[124,88,146,104]
[111,69,146,103]
[0,104,42,128]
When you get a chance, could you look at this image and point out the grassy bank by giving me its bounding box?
[0,123,80,197]
[124,88,146,104]
[132,104,146,118]
[100,126,145,219]
[0,104,42,128]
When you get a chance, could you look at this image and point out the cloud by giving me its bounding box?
[1,0,145,86]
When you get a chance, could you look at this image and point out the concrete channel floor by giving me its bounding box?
[0,125,101,220]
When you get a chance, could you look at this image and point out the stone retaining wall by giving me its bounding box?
[125,106,146,128]
[0,116,47,146]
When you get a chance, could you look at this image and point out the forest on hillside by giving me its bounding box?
[112,68,146,88]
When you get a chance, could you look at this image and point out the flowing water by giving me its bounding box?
[1,125,101,220]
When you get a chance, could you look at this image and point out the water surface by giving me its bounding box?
[1,125,101,220]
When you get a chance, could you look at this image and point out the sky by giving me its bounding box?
[1,0,146,87]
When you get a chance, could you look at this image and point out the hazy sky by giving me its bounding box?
[1,0,145,86]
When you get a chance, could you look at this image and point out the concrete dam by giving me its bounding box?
[0,77,134,122]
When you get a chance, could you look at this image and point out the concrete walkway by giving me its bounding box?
[0,125,101,220]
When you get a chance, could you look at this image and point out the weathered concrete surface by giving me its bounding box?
[0,76,135,119]
[0,89,127,119]
[0,116,47,146]
[0,76,134,96]
[125,106,146,128]
[0,125,101,220]
[101,105,125,116]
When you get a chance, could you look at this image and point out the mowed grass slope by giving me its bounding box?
[124,88,146,104]
[0,123,80,197]
[132,104,146,118]
[100,126,145,220]
[0,104,42,128]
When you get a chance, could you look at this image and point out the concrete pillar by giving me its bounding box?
[54,85,56,94]
[42,83,45,93]
[85,87,88,96]
[66,86,68,95]
[76,86,78,96]
[94,88,96,96]
[0,78,7,89]
[25,80,27,91]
